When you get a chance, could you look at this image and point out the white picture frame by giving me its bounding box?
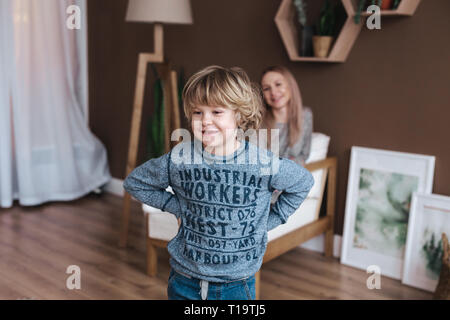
[402,193,450,292]
[341,147,435,280]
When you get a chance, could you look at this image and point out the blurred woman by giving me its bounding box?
[259,66,313,166]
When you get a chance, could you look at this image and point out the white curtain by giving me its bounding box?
[0,0,111,208]
[0,0,15,208]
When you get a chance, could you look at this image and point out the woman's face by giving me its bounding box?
[261,71,291,110]
[191,105,239,154]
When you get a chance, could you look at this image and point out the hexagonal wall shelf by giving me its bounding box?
[275,0,362,63]
[275,0,422,63]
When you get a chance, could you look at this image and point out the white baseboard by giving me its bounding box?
[105,177,342,257]
[300,234,342,258]
[104,177,124,197]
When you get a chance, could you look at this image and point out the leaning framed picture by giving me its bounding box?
[402,193,450,292]
[341,147,435,280]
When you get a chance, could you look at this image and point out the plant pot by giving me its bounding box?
[312,36,333,58]
[380,0,394,10]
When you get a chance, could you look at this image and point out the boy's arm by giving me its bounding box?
[267,157,314,231]
[123,151,182,218]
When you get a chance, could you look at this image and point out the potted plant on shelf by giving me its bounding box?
[294,0,313,56]
[312,0,336,58]
[354,0,400,24]
[355,0,379,24]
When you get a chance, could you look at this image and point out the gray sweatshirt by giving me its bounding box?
[123,138,314,282]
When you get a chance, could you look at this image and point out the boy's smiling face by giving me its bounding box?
[191,105,240,156]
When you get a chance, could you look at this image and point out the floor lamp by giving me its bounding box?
[119,0,193,248]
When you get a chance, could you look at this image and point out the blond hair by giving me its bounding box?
[183,66,263,132]
[260,66,304,149]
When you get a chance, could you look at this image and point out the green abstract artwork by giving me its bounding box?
[353,168,419,258]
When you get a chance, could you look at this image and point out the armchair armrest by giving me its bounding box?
[305,157,337,173]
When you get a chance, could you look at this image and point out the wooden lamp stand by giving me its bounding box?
[119,23,181,248]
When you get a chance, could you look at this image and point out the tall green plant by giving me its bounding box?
[316,0,336,36]
[147,64,165,159]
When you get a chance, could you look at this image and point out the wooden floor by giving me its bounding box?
[0,193,432,300]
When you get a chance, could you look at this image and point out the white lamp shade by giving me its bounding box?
[126,0,193,24]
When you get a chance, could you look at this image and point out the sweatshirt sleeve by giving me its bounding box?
[123,151,182,218]
[290,108,313,165]
[267,157,314,231]
[298,108,313,164]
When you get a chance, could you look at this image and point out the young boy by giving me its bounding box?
[123,66,314,300]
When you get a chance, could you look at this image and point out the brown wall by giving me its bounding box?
[88,0,450,235]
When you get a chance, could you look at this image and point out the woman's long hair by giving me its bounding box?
[260,66,304,150]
